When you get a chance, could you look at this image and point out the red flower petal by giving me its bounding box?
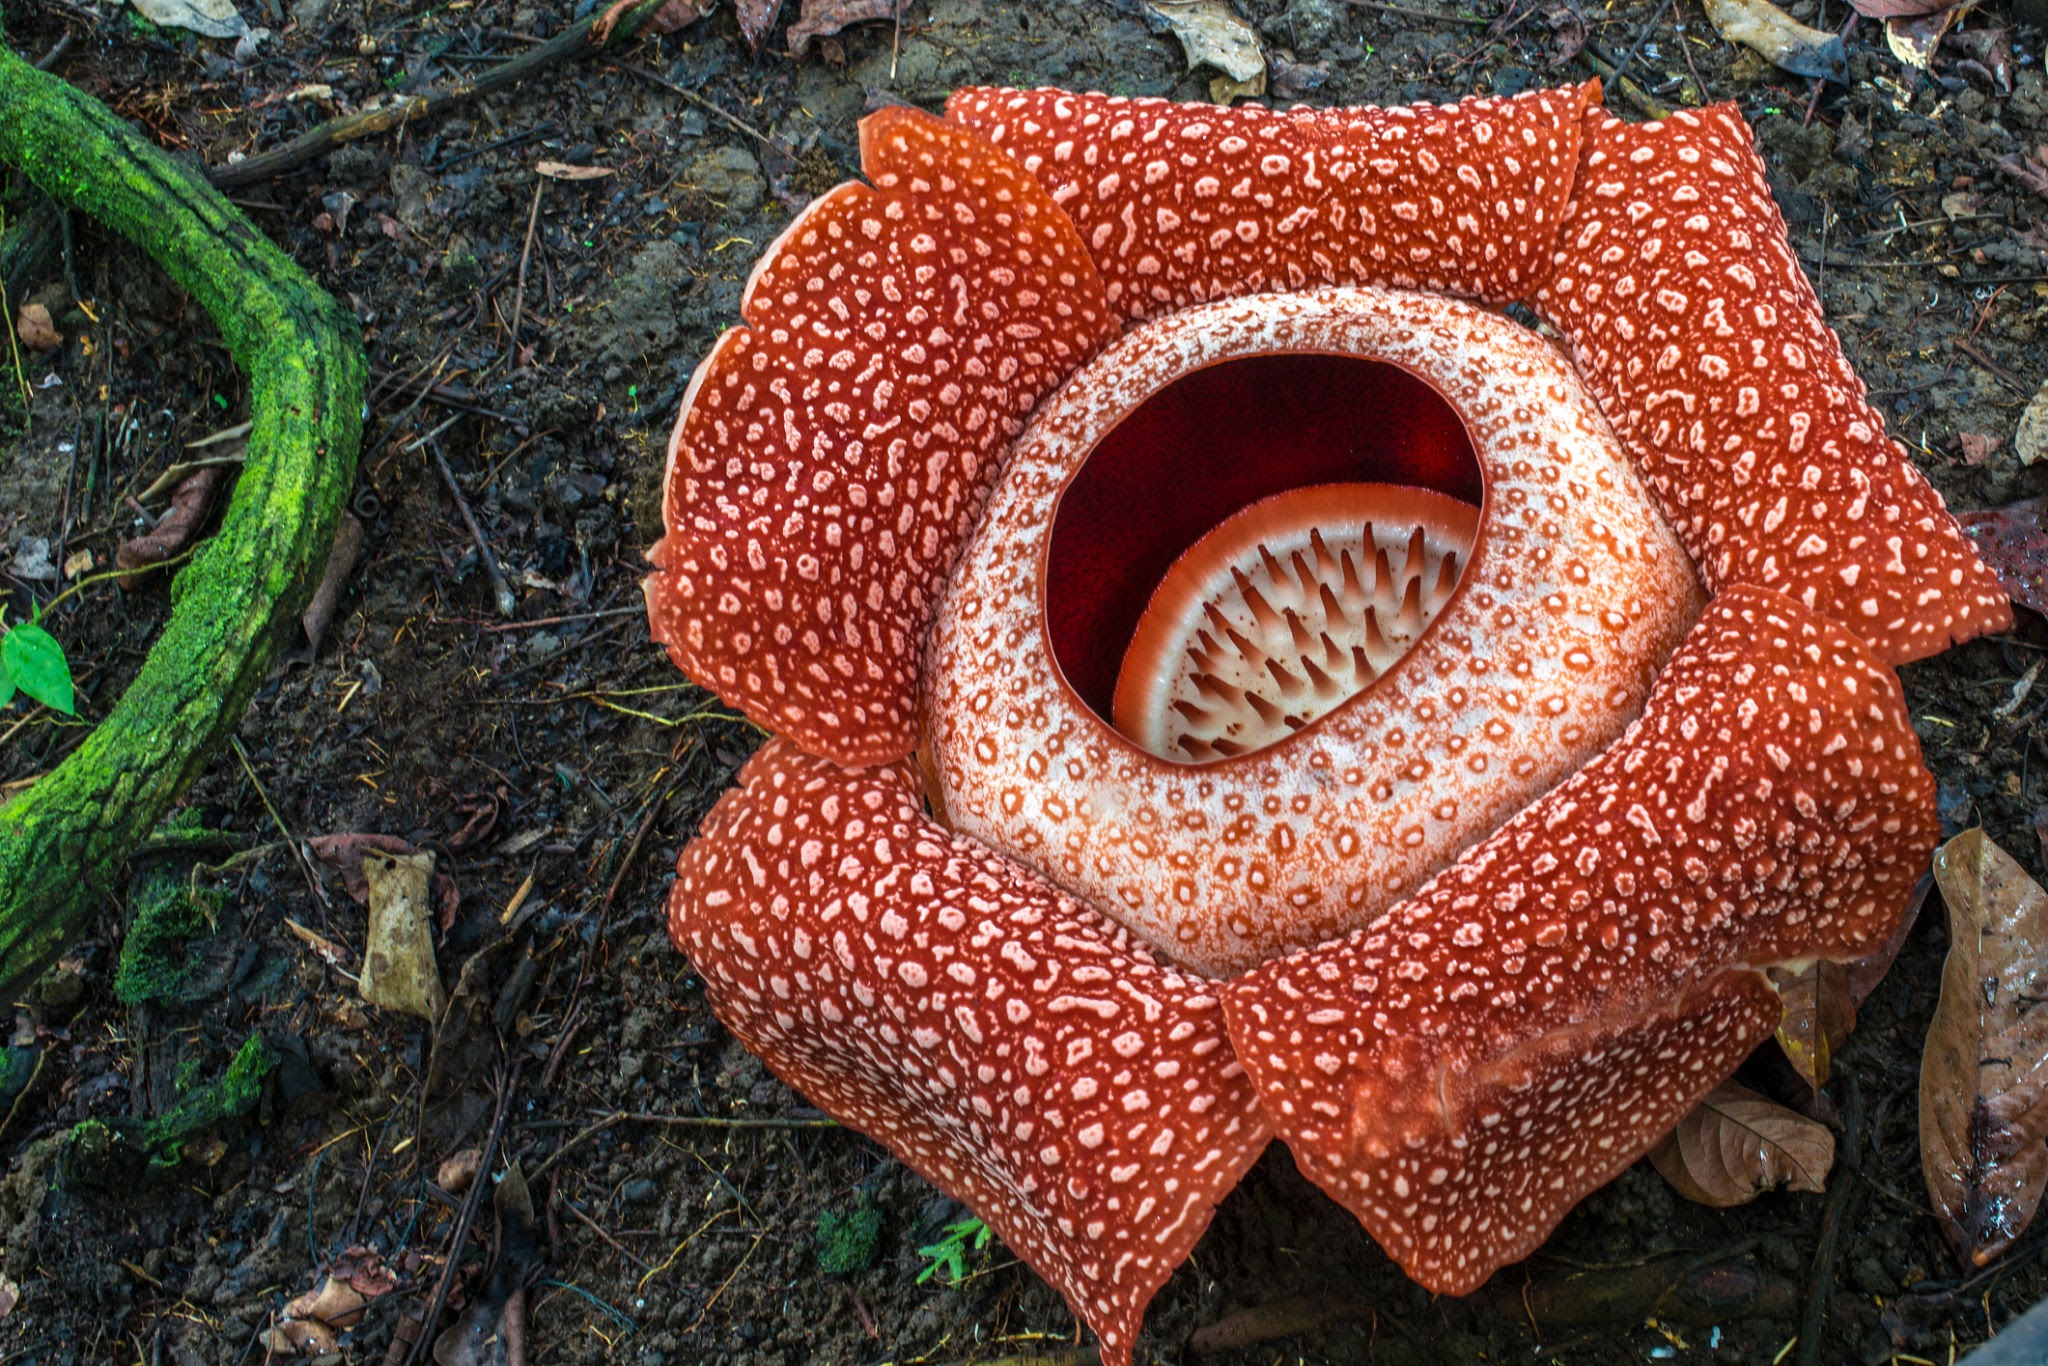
[670,739,1272,1364]
[944,84,1598,321]
[1533,105,2011,664]
[646,107,1117,766]
[1221,583,1937,1294]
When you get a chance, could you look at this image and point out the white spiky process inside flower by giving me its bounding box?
[1113,484,1479,762]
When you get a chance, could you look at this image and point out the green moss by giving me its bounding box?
[815,1201,881,1275]
[114,872,222,1006]
[140,1032,273,1167]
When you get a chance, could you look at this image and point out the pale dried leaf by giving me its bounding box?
[1703,0,1847,82]
[1886,8,1958,70]
[535,161,615,181]
[1147,0,1266,83]
[14,303,59,352]
[1921,829,2048,1266]
[359,850,447,1022]
[1649,1080,1835,1208]
[130,0,246,38]
[2018,382,2048,467]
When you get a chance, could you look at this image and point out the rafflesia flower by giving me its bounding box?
[644,81,2011,1362]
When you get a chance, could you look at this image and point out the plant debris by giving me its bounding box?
[1921,829,2048,1267]
[1649,1081,1836,1208]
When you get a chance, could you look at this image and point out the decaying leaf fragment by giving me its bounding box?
[359,850,446,1022]
[1649,1081,1835,1208]
[1768,877,1927,1088]
[1704,0,1848,81]
[1147,0,1267,101]
[1921,829,2048,1266]
[788,0,902,55]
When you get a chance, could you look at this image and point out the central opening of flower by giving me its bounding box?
[1044,354,1484,762]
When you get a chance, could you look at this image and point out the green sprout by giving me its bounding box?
[0,604,76,714]
[916,1217,991,1286]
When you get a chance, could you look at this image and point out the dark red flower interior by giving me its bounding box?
[1044,353,1485,723]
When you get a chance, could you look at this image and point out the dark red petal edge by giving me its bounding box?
[1532,104,2011,665]
[1221,583,1938,1294]
[645,106,1117,766]
[671,739,1272,1365]
[943,83,1597,321]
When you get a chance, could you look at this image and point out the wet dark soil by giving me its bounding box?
[5,0,2048,1361]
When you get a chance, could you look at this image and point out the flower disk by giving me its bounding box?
[647,106,1118,766]
[671,741,1272,1366]
[1223,585,1939,1293]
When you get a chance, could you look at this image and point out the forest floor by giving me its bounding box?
[4,0,2048,1361]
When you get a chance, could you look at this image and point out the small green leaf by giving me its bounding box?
[2,622,74,714]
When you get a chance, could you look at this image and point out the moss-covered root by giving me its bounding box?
[0,35,366,999]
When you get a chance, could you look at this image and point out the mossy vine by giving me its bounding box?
[0,20,365,998]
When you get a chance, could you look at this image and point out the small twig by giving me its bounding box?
[428,439,517,619]
[1345,0,1492,21]
[403,1060,516,1366]
[563,1199,653,1272]
[503,176,546,374]
[229,735,328,909]
[1798,1076,1863,1366]
[0,1046,46,1145]
[208,0,673,189]
[528,1110,840,1183]
[619,64,796,154]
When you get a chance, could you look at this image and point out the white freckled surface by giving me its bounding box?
[925,288,1704,977]
[644,106,1117,767]
[945,84,1599,319]
[1220,586,1939,1295]
[670,740,1272,1366]
[1531,106,2011,665]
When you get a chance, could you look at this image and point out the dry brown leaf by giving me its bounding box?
[1649,1080,1835,1208]
[1768,962,1857,1089]
[1921,829,2048,1266]
[1845,0,1954,20]
[1886,7,1958,70]
[116,465,227,572]
[14,302,59,352]
[1769,875,1929,1087]
[788,0,901,55]
[737,0,785,48]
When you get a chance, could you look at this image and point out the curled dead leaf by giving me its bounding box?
[789,0,902,56]
[117,465,226,572]
[1703,0,1847,82]
[1921,829,2048,1267]
[1649,1080,1836,1208]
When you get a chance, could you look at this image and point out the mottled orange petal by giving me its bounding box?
[646,106,1117,766]
[945,84,1597,321]
[1223,584,1938,1293]
[671,740,1272,1365]
[1533,105,2010,664]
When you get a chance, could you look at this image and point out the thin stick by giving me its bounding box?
[429,438,517,619]
[229,735,328,908]
[208,0,673,189]
[1345,0,1491,22]
[528,1110,840,1183]
[503,176,546,374]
